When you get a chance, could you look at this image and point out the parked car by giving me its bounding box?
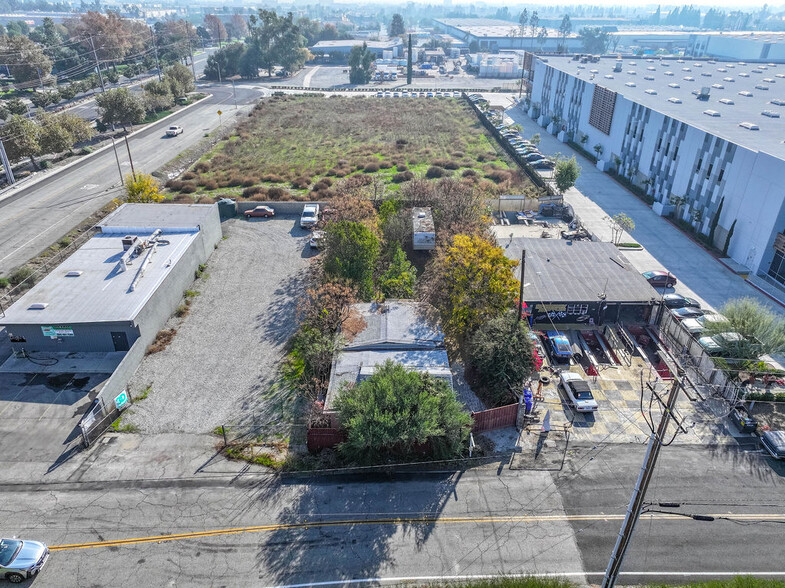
[524,153,546,162]
[300,203,320,229]
[697,312,729,328]
[559,371,599,412]
[244,205,275,218]
[697,332,744,355]
[643,270,677,288]
[670,306,704,320]
[165,125,183,136]
[309,230,325,249]
[532,160,556,170]
[729,406,758,433]
[546,330,573,361]
[761,430,785,459]
[662,293,701,309]
[680,318,704,335]
[0,537,49,583]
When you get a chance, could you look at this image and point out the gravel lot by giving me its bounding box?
[126,217,314,435]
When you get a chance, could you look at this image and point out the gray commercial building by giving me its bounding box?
[0,203,221,354]
[433,18,581,53]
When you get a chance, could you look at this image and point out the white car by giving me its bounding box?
[300,203,320,229]
[559,372,599,412]
[166,125,183,136]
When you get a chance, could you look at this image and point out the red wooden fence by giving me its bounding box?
[307,428,346,453]
[471,403,519,433]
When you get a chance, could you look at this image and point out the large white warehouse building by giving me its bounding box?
[528,55,785,287]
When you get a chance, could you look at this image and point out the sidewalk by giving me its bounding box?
[505,105,781,314]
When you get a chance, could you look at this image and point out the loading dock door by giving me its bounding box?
[111,331,130,352]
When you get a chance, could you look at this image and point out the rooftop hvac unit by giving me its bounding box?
[121,235,138,251]
[697,86,710,101]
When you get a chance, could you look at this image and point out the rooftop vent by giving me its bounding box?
[65,270,83,277]
[647,66,656,71]
[739,121,760,130]
[684,76,695,81]
[727,64,735,69]
[755,84,769,91]
[682,67,691,72]
[739,91,754,97]
[677,59,685,63]
[762,65,770,69]
[590,69,598,74]
[668,83,680,88]
[717,68,728,72]
[668,97,682,104]
[764,78,776,83]
[665,71,674,76]
[604,74,614,79]
[762,110,780,118]
[770,98,785,105]
[645,89,658,95]
[777,74,785,79]
[768,63,777,67]
[739,72,750,78]
[28,303,48,310]
[739,62,747,66]
[701,72,712,77]
[626,70,637,75]
[704,110,721,117]
[121,235,139,251]
[723,77,735,82]
[712,83,725,89]
[625,82,636,87]
[719,98,735,105]
[752,69,763,73]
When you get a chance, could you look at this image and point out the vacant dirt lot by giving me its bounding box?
[125,217,313,437]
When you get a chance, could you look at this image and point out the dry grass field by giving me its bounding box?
[166,94,539,202]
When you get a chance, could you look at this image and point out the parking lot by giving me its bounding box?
[125,216,313,438]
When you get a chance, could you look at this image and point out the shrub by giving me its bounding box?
[194,161,210,173]
[165,179,183,191]
[312,181,329,192]
[291,176,312,189]
[485,170,511,184]
[8,266,33,287]
[40,160,52,169]
[227,175,244,187]
[181,171,197,181]
[267,186,287,200]
[180,182,197,194]
[197,196,215,204]
[172,193,194,203]
[79,146,93,155]
[397,163,408,172]
[261,173,284,183]
[462,168,478,177]
[320,177,333,187]
[201,178,218,190]
[241,177,257,187]
[242,186,266,199]
[146,328,177,355]
[392,171,414,183]
[395,138,408,147]
[426,166,447,179]
[379,160,393,169]
[363,162,380,173]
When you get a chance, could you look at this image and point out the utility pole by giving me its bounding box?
[0,138,16,185]
[88,36,106,93]
[517,249,526,322]
[231,79,237,109]
[407,34,413,85]
[122,133,136,181]
[601,374,683,588]
[90,34,124,183]
[150,26,162,82]
[184,22,197,83]
[110,136,124,186]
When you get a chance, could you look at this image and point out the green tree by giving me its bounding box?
[537,26,548,50]
[246,9,307,76]
[37,112,94,155]
[1,115,40,168]
[125,173,163,202]
[1,35,53,84]
[389,13,405,36]
[379,245,416,299]
[518,9,529,36]
[705,298,785,358]
[553,156,581,195]
[163,62,195,97]
[529,11,539,50]
[96,87,145,129]
[558,15,572,52]
[348,42,374,84]
[579,27,610,54]
[608,212,635,245]
[142,79,174,112]
[423,234,519,342]
[324,220,380,300]
[335,360,471,465]
[204,42,245,79]
[469,312,536,406]
[4,98,28,115]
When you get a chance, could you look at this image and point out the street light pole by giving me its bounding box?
[150,26,162,82]
[231,79,237,109]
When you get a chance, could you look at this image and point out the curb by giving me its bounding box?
[0,93,213,206]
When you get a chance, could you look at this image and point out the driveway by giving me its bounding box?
[504,105,780,314]
[125,217,312,437]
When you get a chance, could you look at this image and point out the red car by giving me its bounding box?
[642,270,677,288]
[244,206,275,218]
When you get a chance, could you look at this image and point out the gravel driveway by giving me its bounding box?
[126,217,314,435]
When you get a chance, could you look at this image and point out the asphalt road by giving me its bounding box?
[0,82,259,277]
[0,443,783,586]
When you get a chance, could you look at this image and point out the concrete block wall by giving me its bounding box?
[235,201,328,216]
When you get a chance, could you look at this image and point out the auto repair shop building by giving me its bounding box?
[508,238,659,327]
[0,203,221,354]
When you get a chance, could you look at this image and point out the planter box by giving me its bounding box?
[652,201,675,216]
[557,130,569,143]
[537,115,548,127]
[596,159,609,172]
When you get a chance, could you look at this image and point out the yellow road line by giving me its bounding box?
[48,513,785,552]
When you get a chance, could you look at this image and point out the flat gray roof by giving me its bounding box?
[540,55,785,159]
[100,203,216,232]
[310,39,401,49]
[507,239,658,303]
[435,18,568,40]
[0,231,197,325]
